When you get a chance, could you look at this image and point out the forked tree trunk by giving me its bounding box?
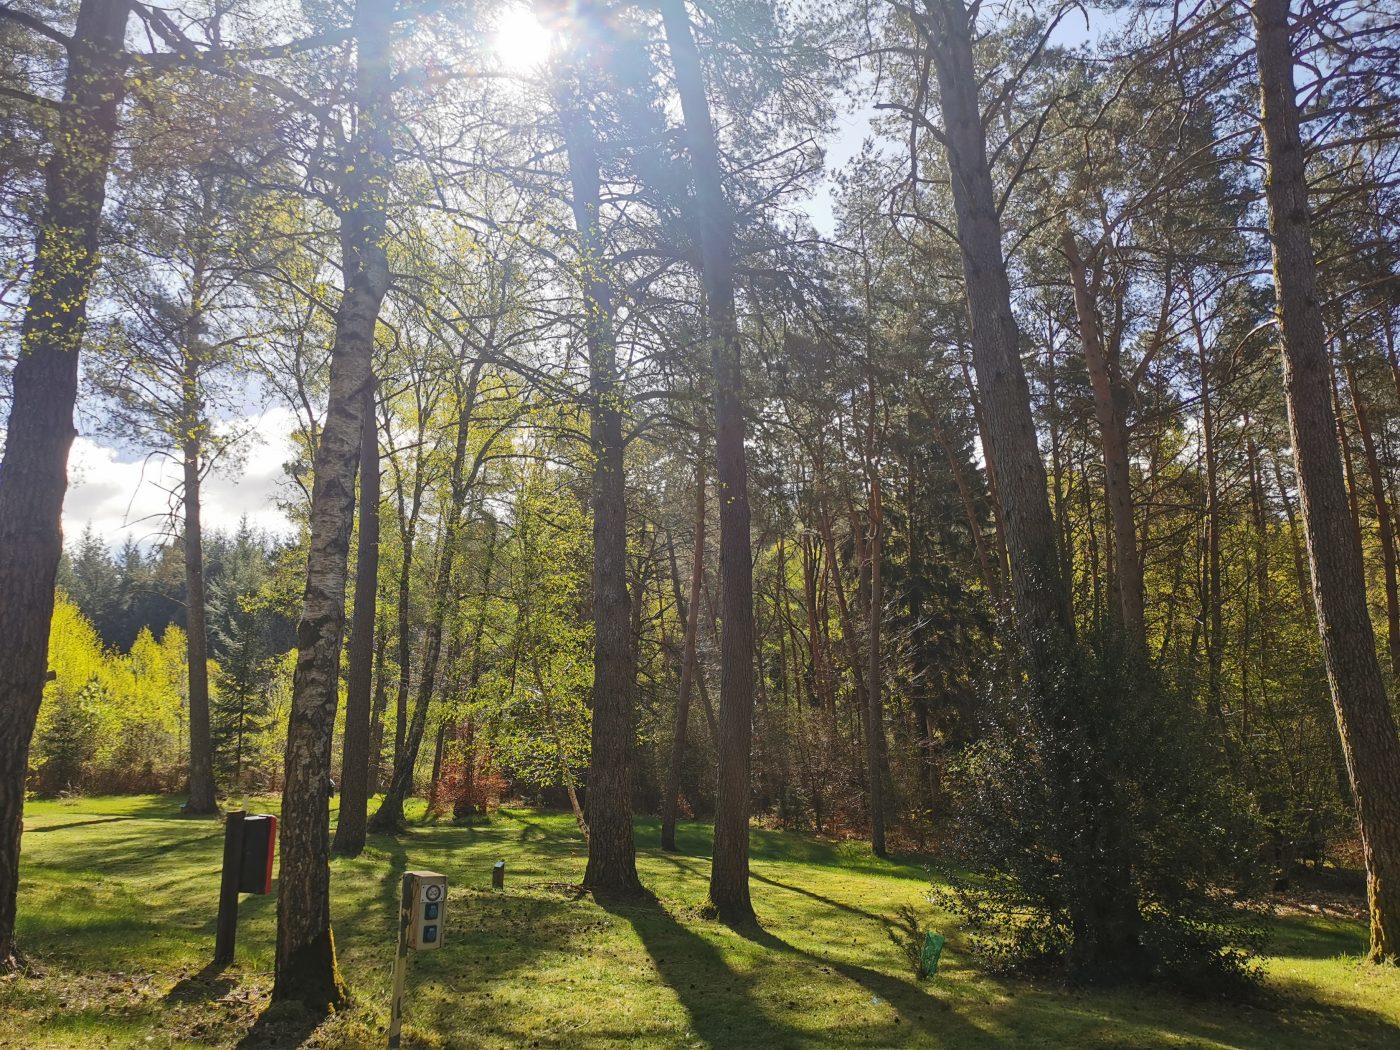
[333,382,380,857]
[926,0,1143,981]
[1062,231,1145,647]
[0,0,131,972]
[1253,0,1400,962]
[372,368,481,833]
[662,0,757,922]
[273,0,395,1009]
[662,464,707,851]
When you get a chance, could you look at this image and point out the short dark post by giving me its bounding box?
[214,810,247,966]
[492,859,505,890]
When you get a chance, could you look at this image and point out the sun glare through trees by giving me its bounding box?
[1,0,1399,1046]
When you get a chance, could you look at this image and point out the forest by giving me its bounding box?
[2,0,1400,1045]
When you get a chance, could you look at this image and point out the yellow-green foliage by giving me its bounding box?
[35,594,192,793]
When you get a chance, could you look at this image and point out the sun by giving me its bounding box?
[492,6,555,73]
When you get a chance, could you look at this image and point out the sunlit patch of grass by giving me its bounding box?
[7,796,1400,1048]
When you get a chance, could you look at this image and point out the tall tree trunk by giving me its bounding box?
[1187,285,1228,739]
[669,514,720,742]
[925,0,1142,980]
[1273,454,1316,622]
[1253,0,1400,962]
[958,352,1012,583]
[865,468,887,857]
[927,0,1072,685]
[1344,362,1400,676]
[180,283,218,815]
[333,382,380,857]
[1062,231,1145,646]
[390,506,417,780]
[367,613,390,791]
[0,0,131,972]
[453,522,496,819]
[662,463,707,851]
[372,369,481,832]
[662,0,757,923]
[1333,365,1365,543]
[428,718,448,810]
[181,436,218,814]
[926,404,997,598]
[545,18,644,895]
[273,0,394,1008]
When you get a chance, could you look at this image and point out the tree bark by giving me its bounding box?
[367,613,390,791]
[178,280,220,815]
[865,468,887,857]
[371,367,482,833]
[273,0,394,1008]
[929,412,997,599]
[662,464,707,851]
[1343,362,1400,677]
[662,0,757,923]
[1254,0,1400,962]
[181,433,219,814]
[925,0,1143,980]
[1062,231,1145,647]
[1187,284,1228,740]
[333,382,380,857]
[0,0,131,972]
[544,17,644,895]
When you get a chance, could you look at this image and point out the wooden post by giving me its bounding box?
[492,860,504,890]
[387,872,412,1048]
[214,810,246,966]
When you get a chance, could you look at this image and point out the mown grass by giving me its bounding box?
[3,794,1398,1048]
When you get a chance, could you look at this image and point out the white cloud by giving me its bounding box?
[64,406,298,549]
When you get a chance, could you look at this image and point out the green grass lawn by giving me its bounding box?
[4,795,1398,1049]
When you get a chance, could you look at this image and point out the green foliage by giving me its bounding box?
[35,595,187,795]
[209,524,288,789]
[34,678,102,796]
[933,631,1269,993]
[474,456,594,792]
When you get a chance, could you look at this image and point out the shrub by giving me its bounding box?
[35,678,103,796]
[932,629,1268,993]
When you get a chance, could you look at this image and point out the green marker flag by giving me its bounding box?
[919,931,946,979]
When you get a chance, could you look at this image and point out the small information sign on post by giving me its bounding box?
[388,870,447,1048]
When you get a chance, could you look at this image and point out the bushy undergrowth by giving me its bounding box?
[932,631,1268,994]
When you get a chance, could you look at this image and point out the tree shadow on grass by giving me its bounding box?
[25,816,131,834]
[165,960,237,1004]
[598,895,810,1050]
[749,869,894,926]
[1265,911,1368,960]
[730,920,999,1045]
[233,1001,327,1049]
[737,918,1400,1049]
